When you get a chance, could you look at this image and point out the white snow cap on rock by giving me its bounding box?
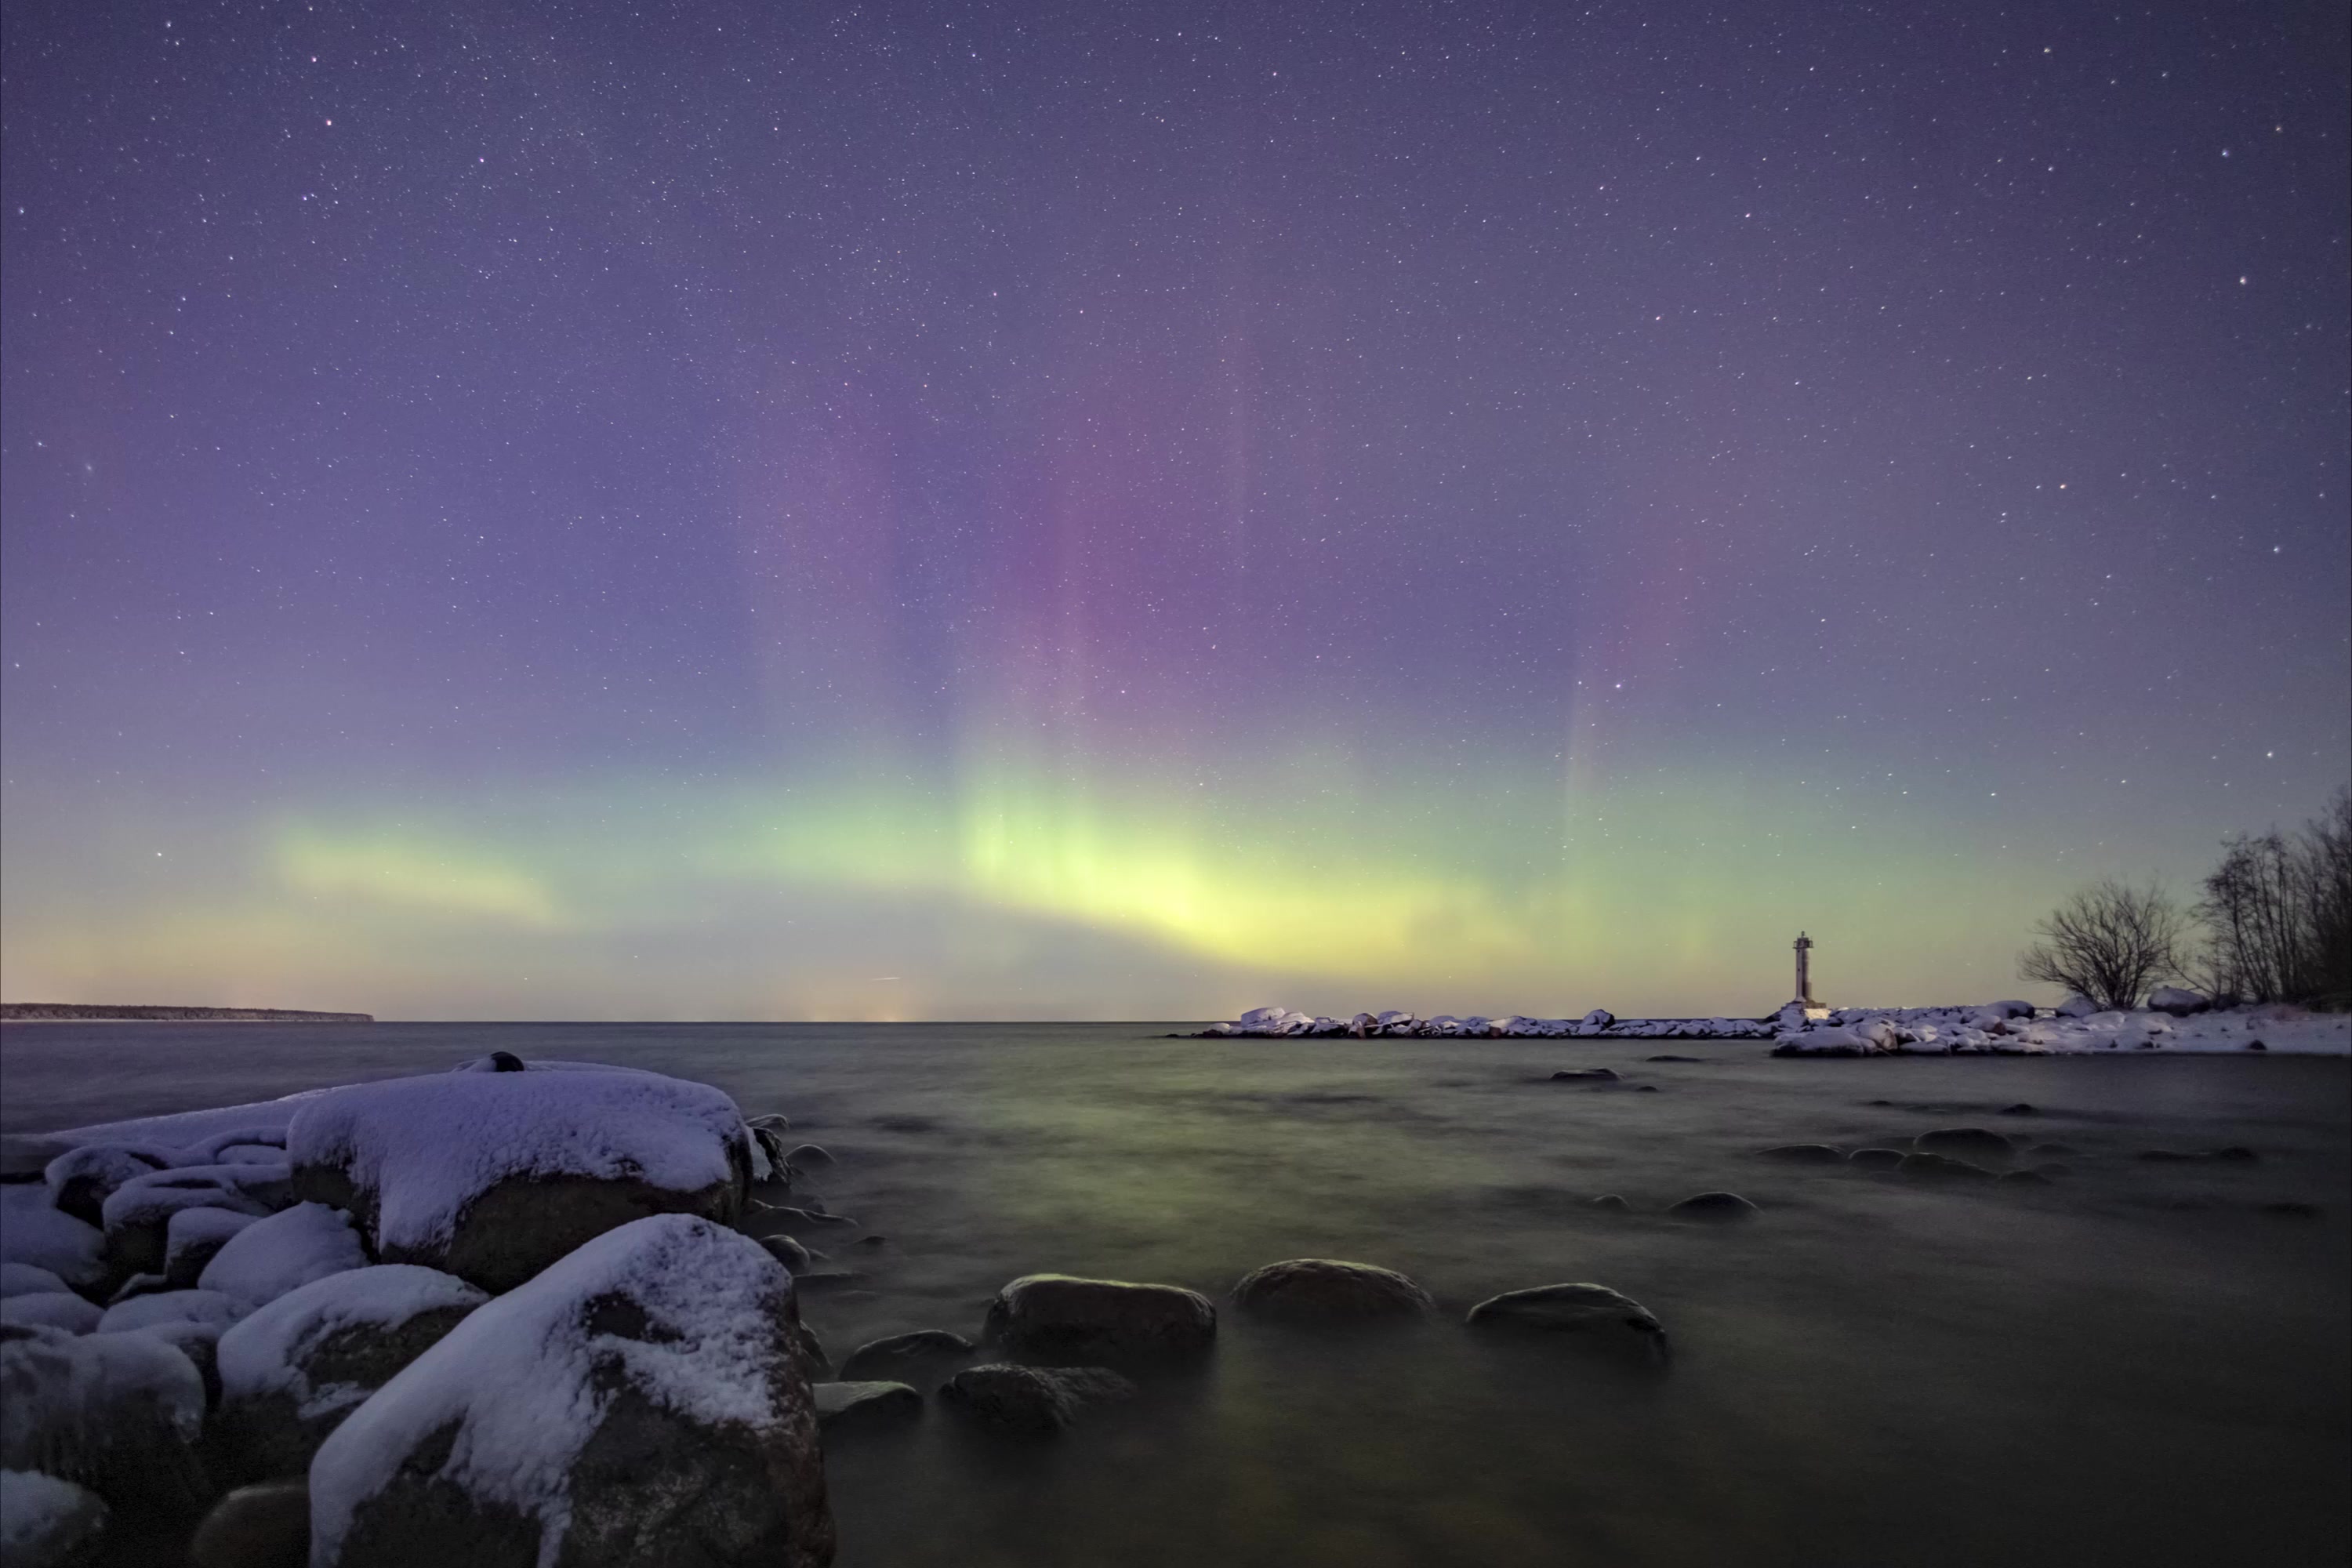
[308,1214,799,1565]
[96,1290,243,1337]
[0,1186,106,1293]
[0,1294,102,1335]
[198,1202,367,1308]
[0,1265,71,1301]
[285,1068,750,1259]
[218,1265,487,1424]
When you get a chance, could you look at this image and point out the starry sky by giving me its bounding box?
[2,2,2346,1021]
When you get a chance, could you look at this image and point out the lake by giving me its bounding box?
[4,1022,2347,1567]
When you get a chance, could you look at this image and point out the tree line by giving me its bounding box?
[2019,786,2352,1012]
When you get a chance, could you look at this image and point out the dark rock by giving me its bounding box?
[165,1207,263,1289]
[2245,1040,2267,1051]
[307,1214,833,1568]
[811,1381,921,1436]
[1464,1283,1670,1362]
[1646,1055,1703,1063]
[984,1274,1217,1362]
[2140,1147,2259,1164]
[1588,1195,1631,1211]
[1757,1144,1842,1163]
[938,1363,1136,1434]
[1998,1168,2053,1185]
[2213,1145,2259,1163]
[1897,1152,1996,1180]
[759,1233,814,1272]
[0,1472,109,1565]
[190,1480,309,1568]
[1668,1192,1758,1220]
[1229,1258,1435,1323]
[213,1265,486,1483]
[1550,1068,1619,1082]
[1846,1148,1907,1170]
[838,1330,975,1384]
[1998,1103,2038,1116]
[785,1145,836,1167]
[1913,1128,2013,1162]
[1634,1085,1661,1092]
[102,1173,273,1279]
[2260,1201,2321,1218]
[0,1322,212,1527]
[854,1235,887,1248]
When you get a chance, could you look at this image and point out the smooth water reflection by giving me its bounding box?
[4,1022,2347,1566]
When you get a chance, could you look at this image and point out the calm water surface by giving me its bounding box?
[4,1022,2347,1567]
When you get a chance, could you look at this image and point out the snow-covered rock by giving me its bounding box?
[42,1145,171,1229]
[308,1214,832,1568]
[100,1167,278,1276]
[0,1295,100,1335]
[215,1265,486,1483]
[0,1322,211,1526]
[96,1290,241,1337]
[0,1265,71,1301]
[2056,995,2100,1018]
[0,1468,110,1568]
[198,1203,367,1310]
[286,1069,753,1293]
[165,1206,262,1288]
[0,1187,107,1295]
[2146,986,2210,1017]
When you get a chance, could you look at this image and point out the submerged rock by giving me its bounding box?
[1846,1148,1907,1170]
[1757,1144,1842,1163]
[785,1145,836,1168]
[307,1214,832,1568]
[1898,1152,1996,1180]
[1587,1195,1630,1211]
[1229,1259,1435,1323]
[1549,1068,1619,1083]
[983,1274,1216,1361]
[1912,1128,2013,1162]
[188,1479,308,1568]
[1465,1283,1670,1362]
[1668,1192,1757,1220]
[811,1381,920,1435]
[938,1363,1136,1434]
[837,1330,974,1384]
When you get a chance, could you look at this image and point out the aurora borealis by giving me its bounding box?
[2,2,2346,1020]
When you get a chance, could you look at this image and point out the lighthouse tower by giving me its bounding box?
[1788,932,1828,1018]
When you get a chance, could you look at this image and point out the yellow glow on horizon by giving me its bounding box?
[276,831,568,929]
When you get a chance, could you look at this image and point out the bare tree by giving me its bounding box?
[2019,880,2188,1011]
[2197,788,2352,1007]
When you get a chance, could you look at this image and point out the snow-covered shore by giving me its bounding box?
[1198,1002,2351,1055]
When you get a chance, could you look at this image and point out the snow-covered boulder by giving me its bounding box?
[0,1322,211,1526]
[0,1468,111,1568]
[215,1265,486,1483]
[0,1265,70,1301]
[165,1207,261,1288]
[1581,1009,1615,1029]
[0,1295,100,1335]
[198,1203,367,1310]
[0,1187,107,1296]
[96,1290,242,1338]
[100,1167,277,1277]
[2056,995,2100,1018]
[42,1145,171,1229]
[308,1214,832,1568]
[1234,1007,1287,1033]
[286,1069,753,1294]
[1375,1011,1415,1033]
[982,1273,1217,1361]
[2146,986,2210,1017]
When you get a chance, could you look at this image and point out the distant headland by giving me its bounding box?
[0,1003,373,1023]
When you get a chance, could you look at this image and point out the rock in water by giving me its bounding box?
[811,1381,921,1435]
[1588,1195,1630,1211]
[1464,1283,1671,1362]
[214,1265,488,1483]
[837,1330,975,1383]
[189,1479,308,1568]
[1898,1152,1996,1180]
[1668,1192,1758,1220]
[286,1068,756,1294]
[1550,1068,1619,1082]
[982,1274,1216,1361]
[1846,1148,1907,1170]
[1912,1128,2013,1163]
[1229,1259,1435,1323]
[0,1468,111,1568]
[0,1323,210,1527]
[307,1214,832,1568]
[937,1364,1136,1434]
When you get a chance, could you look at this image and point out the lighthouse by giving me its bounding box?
[1788,932,1828,1018]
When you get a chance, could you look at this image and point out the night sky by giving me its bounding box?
[2,2,2346,1020]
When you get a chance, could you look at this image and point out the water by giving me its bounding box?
[4,1022,2347,1567]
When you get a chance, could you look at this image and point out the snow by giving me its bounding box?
[0,1185,106,1292]
[218,1265,486,1422]
[198,1202,368,1308]
[47,1094,333,1153]
[42,1144,171,1209]
[96,1290,242,1336]
[308,1214,797,1567]
[99,1165,279,1232]
[165,1204,261,1277]
[0,1264,70,1301]
[0,1294,101,1334]
[0,1320,206,1459]
[285,1069,750,1260]
[0,1470,107,1563]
